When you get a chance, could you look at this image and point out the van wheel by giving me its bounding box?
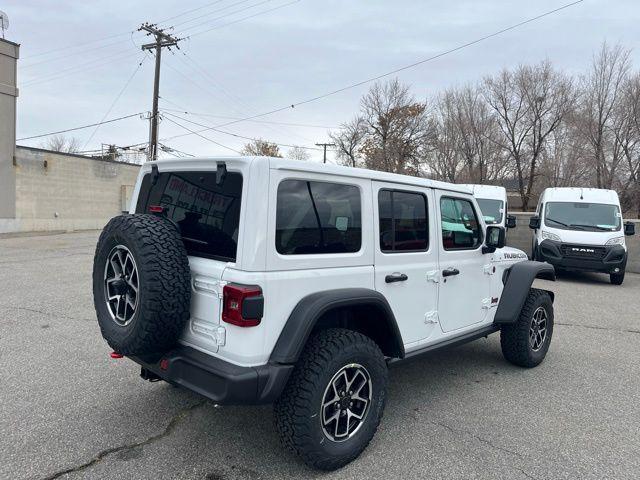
[500,288,553,368]
[610,271,625,285]
[274,328,388,471]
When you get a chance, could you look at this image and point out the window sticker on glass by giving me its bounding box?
[335,216,349,232]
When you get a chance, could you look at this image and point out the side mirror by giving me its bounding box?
[529,216,541,230]
[483,226,506,254]
[506,214,517,229]
[624,221,635,236]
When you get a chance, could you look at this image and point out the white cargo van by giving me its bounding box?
[529,187,636,285]
[462,185,517,229]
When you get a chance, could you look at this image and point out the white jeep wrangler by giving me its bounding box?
[92,157,556,470]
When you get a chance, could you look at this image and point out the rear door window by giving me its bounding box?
[378,189,428,252]
[136,171,243,261]
[276,180,361,255]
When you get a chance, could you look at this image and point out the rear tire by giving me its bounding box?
[274,328,388,471]
[500,288,553,368]
[610,271,625,285]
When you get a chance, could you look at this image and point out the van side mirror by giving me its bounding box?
[624,221,635,236]
[483,226,506,254]
[506,214,517,229]
[529,216,541,230]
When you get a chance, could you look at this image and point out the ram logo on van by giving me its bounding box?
[571,247,595,253]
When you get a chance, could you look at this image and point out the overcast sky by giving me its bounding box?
[5,0,640,162]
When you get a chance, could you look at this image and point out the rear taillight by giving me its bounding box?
[222,284,263,327]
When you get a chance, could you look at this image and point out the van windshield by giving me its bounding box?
[476,199,503,225]
[544,202,621,232]
[136,170,243,261]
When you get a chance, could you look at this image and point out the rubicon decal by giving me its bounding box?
[503,252,528,259]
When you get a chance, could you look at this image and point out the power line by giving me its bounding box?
[170,0,256,29]
[177,0,273,34]
[21,50,140,87]
[163,115,242,154]
[174,51,316,143]
[82,55,148,150]
[183,0,301,38]
[161,107,336,129]
[23,31,135,59]
[174,0,586,129]
[156,0,230,24]
[17,113,145,141]
[163,111,323,150]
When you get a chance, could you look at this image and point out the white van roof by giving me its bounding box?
[460,184,506,201]
[150,156,474,195]
[541,187,620,205]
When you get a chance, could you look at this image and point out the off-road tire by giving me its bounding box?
[274,328,388,471]
[610,271,625,285]
[92,214,191,355]
[500,288,553,368]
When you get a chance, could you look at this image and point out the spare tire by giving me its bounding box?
[92,213,191,355]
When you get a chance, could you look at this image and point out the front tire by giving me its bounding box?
[610,271,625,285]
[500,288,553,368]
[274,328,388,471]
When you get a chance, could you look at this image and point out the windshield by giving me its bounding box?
[476,199,504,225]
[544,202,621,232]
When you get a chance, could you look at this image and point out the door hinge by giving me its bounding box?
[426,270,440,283]
[425,311,439,324]
[483,264,496,275]
[482,297,499,309]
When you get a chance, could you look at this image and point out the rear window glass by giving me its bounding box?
[276,180,361,255]
[136,171,243,261]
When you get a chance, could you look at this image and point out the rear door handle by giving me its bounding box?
[442,268,460,277]
[385,273,408,283]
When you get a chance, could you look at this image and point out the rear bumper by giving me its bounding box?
[131,347,293,405]
[538,239,627,273]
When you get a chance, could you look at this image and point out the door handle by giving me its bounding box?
[442,268,460,277]
[385,273,408,283]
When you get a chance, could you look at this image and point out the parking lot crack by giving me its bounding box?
[429,419,539,479]
[0,305,89,322]
[556,322,640,334]
[39,400,207,480]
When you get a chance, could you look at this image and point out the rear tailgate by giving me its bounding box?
[134,165,244,355]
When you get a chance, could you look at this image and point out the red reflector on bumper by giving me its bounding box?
[159,359,169,371]
[110,352,124,359]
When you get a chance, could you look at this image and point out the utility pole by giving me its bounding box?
[315,142,335,164]
[139,23,180,161]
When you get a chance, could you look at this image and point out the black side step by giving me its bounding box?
[389,324,500,365]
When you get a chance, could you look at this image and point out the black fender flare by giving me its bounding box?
[269,288,405,364]
[494,261,555,324]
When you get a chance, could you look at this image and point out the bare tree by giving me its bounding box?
[615,72,640,215]
[287,145,311,161]
[577,42,631,188]
[484,61,574,210]
[329,117,366,167]
[240,139,282,157]
[427,90,464,182]
[42,135,81,153]
[359,79,430,175]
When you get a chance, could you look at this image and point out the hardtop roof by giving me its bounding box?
[150,156,473,194]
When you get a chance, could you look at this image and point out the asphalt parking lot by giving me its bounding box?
[1,231,639,480]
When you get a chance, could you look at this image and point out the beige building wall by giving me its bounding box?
[0,38,19,220]
[0,146,141,233]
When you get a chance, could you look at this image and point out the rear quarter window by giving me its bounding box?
[136,170,243,261]
[275,180,361,255]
